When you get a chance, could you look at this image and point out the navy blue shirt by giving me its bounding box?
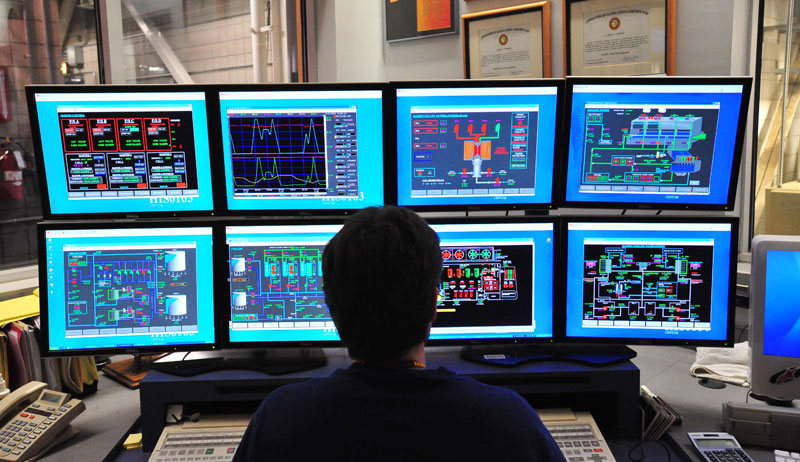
[234,363,566,461]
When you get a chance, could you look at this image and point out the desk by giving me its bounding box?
[33,345,792,462]
[140,348,640,453]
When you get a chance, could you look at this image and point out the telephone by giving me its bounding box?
[0,381,86,461]
[537,408,616,462]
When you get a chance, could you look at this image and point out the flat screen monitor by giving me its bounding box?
[392,80,563,211]
[561,77,751,210]
[750,235,800,401]
[222,218,555,346]
[563,217,737,346]
[216,84,386,214]
[27,86,216,218]
[39,222,216,355]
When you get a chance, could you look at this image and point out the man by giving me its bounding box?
[234,206,565,461]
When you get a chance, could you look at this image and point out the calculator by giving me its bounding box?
[688,432,755,462]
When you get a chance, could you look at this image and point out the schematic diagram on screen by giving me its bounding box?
[578,104,720,195]
[227,108,359,200]
[64,246,198,337]
[58,110,199,201]
[582,242,714,329]
[410,107,538,198]
[228,245,330,328]
[434,243,534,329]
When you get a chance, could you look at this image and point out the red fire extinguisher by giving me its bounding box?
[0,137,25,200]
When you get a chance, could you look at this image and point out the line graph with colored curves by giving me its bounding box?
[229,115,328,193]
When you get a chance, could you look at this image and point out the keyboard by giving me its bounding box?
[148,427,247,462]
[775,450,800,462]
[538,409,616,462]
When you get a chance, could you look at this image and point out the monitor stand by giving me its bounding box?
[460,343,637,367]
[151,348,327,377]
[103,354,164,389]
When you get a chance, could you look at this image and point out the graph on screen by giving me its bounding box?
[227,108,359,199]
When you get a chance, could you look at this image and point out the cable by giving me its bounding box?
[627,439,672,462]
[737,323,749,343]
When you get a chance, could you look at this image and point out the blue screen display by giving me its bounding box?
[395,86,559,207]
[33,91,215,215]
[43,226,216,352]
[764,250,800,358]
[218,90,385,212]
[226,221,554,344]
[564,83,745,207]
[565,221,733,342]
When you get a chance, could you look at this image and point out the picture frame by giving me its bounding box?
[385,0,458,42]
[462,2,551,79]
[563,0,676,76]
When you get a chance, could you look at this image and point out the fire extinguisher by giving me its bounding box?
[0,137,26,200]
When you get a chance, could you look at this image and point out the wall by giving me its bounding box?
[317,0,751,80]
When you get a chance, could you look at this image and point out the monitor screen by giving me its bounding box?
[562,78,750,209]
[564,219,736,345]
[217,87,385,213]
[394,82,562,210]
[225,223,341,345]
[40,224,216,354]
[763,249,800,358]
[428,220,555,343]
[224,219,555,346]
[28,87,215,217]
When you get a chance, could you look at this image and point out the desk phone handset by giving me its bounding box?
[0,381,86,461]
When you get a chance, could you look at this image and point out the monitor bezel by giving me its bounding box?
[558,76,753,211]
[425,215,559,346]
[749,235,800,400]
[211,83,391,217]
[26,84,220,220]
[388,79,565,212]
[37,219,220,357]
[558,215,738,347]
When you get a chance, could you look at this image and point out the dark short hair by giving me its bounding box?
[322,206,442,362]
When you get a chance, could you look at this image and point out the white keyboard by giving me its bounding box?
[148,428,246,462]
[775,450,800,462]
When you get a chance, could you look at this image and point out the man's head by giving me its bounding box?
[322,206,442,363]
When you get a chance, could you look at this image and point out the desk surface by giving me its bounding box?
[38,345,794,462]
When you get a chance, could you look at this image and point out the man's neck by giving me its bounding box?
[397,343,426,368]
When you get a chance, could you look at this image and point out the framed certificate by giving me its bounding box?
[462,2,551,79]
[563,0,676,76]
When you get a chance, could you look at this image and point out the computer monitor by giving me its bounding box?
[561,77,752,210]
[391,80,563,211]
[427,218,556,343]
[222,217,556,347]
[216,84,387,214]
[27,86,216,218]
[223,221,342,346]
[563,217,737,346]
[39,222,216,355]
[750,235,800,402]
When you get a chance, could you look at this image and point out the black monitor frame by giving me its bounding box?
[558,76,752,211]
[387,79,565,212]
[424,215,559,347]
[216,217,345,349]
[557,215,738,347]
[26,84,220,220]
[38,219,220,357]
[210,82,391,217]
